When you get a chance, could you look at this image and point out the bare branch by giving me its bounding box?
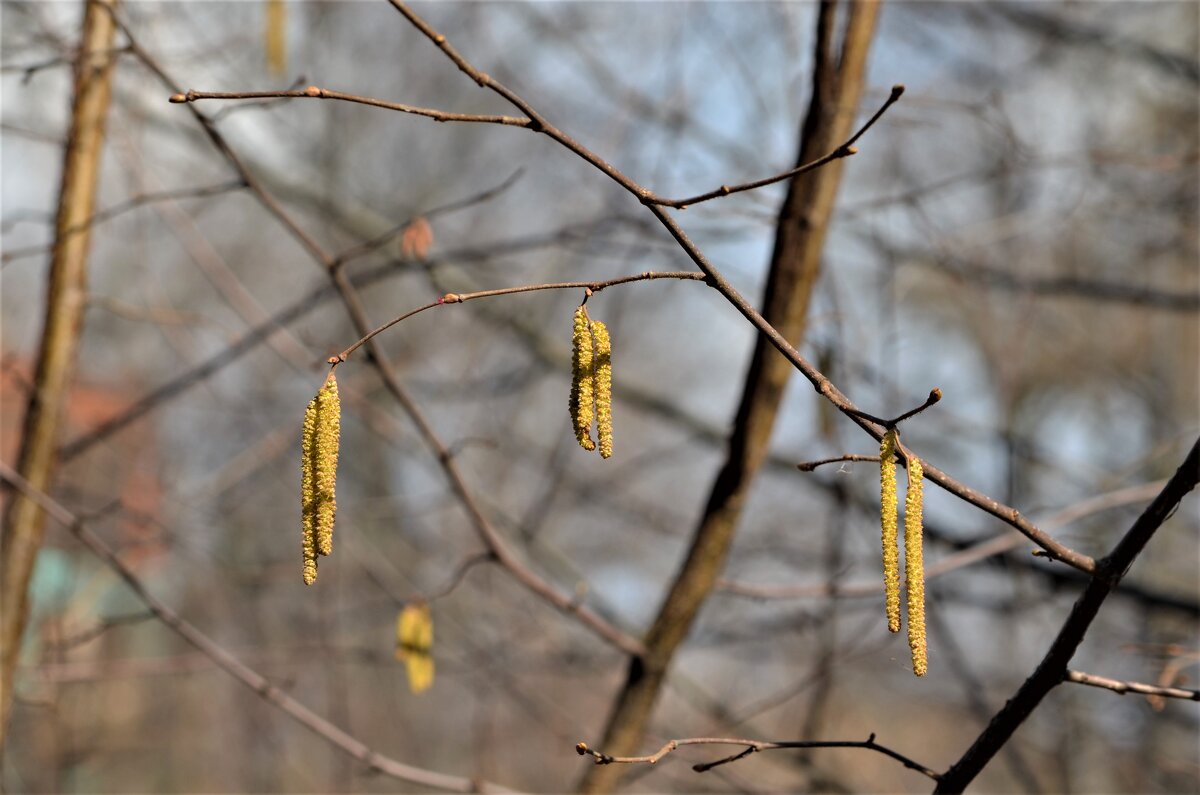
[1064,669,1200,702]
[375,3,1095,581]
[796,453,881,472]
[0,461,511,794]
[108,1,643,657]
[169,85,533,127]
[575,733,939,780]
[333,271,707,363]
[841,387,943,429]
[935,438,1200,792]
[645,84,905,209]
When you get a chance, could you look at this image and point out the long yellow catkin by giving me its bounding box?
[905,456,927,676]
[396,603,435,694]
[569,307,597,452]
[880,429,901,633]
[301,371,340,585]
[591,319,613,459]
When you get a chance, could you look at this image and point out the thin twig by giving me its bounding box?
[423,552,496,602]
[0,460,509,794]
[333,271,706,363]
[1064,669,1200,702]
[0,180,248,266]
[170,86,532,127]
[842,387,943,428]
[645,84,906,208]
[575,733,939,780]
[43,611,155,651]
[796,454,880,472]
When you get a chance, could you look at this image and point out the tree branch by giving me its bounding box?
[102,1,644,658]
[644,84,905,209]
[0,461,510,793]
[935,437,1200,792]
[1064,669,1200,702]
[575,733,939,780]
[169,85,532,127]
[333,271,707,363]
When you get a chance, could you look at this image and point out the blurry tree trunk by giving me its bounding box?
[0,0,118,748]
[579,2,879,791]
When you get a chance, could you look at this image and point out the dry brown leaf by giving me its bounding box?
[400,216,434,261]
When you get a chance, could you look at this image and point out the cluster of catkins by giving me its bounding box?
[880,428,927,676]
[569,305,613,459]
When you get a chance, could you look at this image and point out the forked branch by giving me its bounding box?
[575,733,939,780]
[0,461,509,794]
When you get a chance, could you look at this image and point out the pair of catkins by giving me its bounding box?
[880,428,927,676]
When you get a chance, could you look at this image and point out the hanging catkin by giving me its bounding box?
[301,371,340,585]
[591,318,613,459]
[905,456,927,676]
[569,306,597,452]
[879,429,901,633]
[568,305,616,459]
[396,602,435,694]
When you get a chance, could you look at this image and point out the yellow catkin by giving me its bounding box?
[301,371,340,584]
[265,0,287,76]
[569,306,596,451]
[880,429,901,633]
[905,456,927,676]
[591,319,613,459]
[396,602,435,694]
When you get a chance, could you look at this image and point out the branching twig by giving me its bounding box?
[105,1,644,657]
[1064,669,1200,702]
[374,1,1095,575]
[842,387,943,428]
[0,461,509,794]
[644,84,905,209]
[935,438,1199,792]
[575,733,939,780]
